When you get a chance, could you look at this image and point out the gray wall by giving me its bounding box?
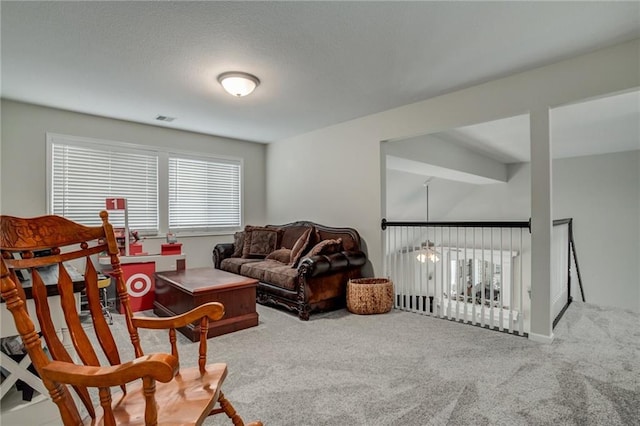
[387,151,640,311]
[266,40,639,335]
[385,169,476,221]
[267,40,638,276]
[385,134,507,183]
[553,152,639,311]
[0,100,267,268]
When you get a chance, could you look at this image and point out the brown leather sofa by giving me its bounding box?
[212,221,366,320]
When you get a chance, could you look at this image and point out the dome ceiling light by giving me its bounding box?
[217,71,260,97]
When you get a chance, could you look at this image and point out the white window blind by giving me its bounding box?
[49,137,159,232]
[168,156,241,231]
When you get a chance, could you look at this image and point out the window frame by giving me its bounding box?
[167,151,243,234]
[46,133,244,237]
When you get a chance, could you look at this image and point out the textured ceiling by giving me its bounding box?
[2,1,639,144]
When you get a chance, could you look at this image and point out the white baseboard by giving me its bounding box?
[528,331,555,344]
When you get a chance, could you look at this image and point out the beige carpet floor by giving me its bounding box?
[107,301,638,426]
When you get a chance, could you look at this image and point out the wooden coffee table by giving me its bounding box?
[153,267,259,341]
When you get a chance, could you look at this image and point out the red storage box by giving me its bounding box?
[161,243,182,255]
[118,262,156,313]
[129,243,144,255]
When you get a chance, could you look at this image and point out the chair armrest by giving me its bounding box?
[298,250,366,278]
[132,302,225,329]
[41,353,178,388]
[213,243,235,268]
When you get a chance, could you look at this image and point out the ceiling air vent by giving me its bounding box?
[155,115,176,122]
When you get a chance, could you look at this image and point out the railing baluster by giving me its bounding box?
[395,226,399,308]
[480,228,486,328]
[416,227,424,313]
[519,228,524,335]
[408,226,413,311]
[436,228,445,312]
[454,226,459,321]
[424,225,428,314]
[404,226,409,310]
[400,226,403,308]
[409,225,414,311]
[462,227,467,324]
[393,226,399,309]
[421,224,424,313]
[384,220,389,279]
[499,227,504,331]
[509,228,514,334]
[472,227,477,325]
[398,226,403,310]
[445,226,450,319]
[489,228,496,328]
[440,226,446,318]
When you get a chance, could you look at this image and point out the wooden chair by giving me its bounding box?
[0,211,262,426]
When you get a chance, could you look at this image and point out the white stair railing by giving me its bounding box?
[382,219,531,336]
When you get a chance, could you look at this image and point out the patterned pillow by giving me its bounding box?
[231,231,244,258]
[242,226,282,259]
[305,238,343,259]
[289,227,314,268]
[266,248,293,264]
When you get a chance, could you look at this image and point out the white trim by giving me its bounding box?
[46,132,158,155]
[166,146,243,164]
[46,135,54,214]
[528,332,555,344]
[142,230,237,239]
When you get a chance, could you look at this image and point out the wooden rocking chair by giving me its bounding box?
[0,211,262,426]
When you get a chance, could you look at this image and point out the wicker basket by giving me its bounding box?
[346,278,394,315]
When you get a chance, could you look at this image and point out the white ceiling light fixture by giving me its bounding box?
[217,71,260,97]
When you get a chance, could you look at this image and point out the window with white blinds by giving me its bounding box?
[168,156,241,231]
[48,135,159,232]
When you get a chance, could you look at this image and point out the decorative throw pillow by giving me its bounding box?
[242,226,282,258]
[231,231,244,258]
[305,238,343,258]
[266,248,292,264]
[289,227,314,268]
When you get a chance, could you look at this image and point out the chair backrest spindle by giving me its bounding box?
[100,216,145,359]
[0,211,135,423]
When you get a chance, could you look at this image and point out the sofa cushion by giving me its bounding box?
[317,229,358,251]
[220,257,261,275]
[306,238,343,258]
[289,226,314,268]
[240,260,283,282]
[271,225,309,249]
[242,226,282,258]
[266,248,292,264]
[263,263,298,291]
[231,231,245,258]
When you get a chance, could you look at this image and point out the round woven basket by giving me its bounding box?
[346,278,394,315]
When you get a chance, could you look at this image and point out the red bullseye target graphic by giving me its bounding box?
[126,273,152,298]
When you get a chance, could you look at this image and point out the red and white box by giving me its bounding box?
[129,243,144,255]
[161,243,182,255]
[118,262,155,313]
